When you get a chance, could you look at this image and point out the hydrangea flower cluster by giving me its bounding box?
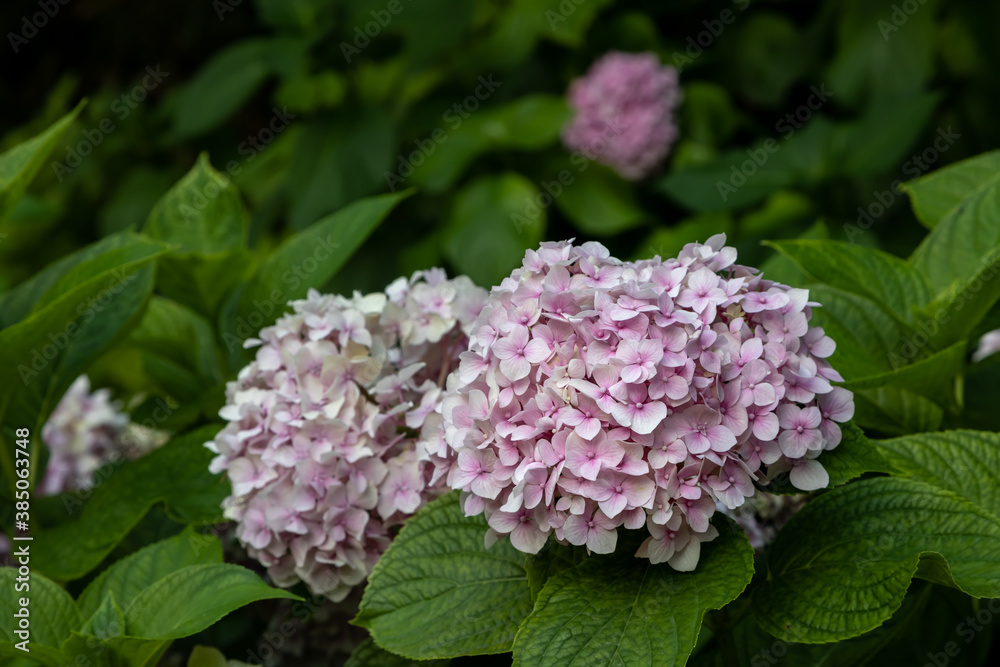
[562,51,681,181]
[443,237,854,570]
[39,375,131,496]
[207,270,487,601]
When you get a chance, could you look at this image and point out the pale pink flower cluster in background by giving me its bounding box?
[717,494,806,551]
[972,328,1000,363]
[562,51,682,181]
[207,270,487,601]
[443,237,853,570]
[39,375,131,496]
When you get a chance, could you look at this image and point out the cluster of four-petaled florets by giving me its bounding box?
[208,236,853,600]
[443,236,853,570]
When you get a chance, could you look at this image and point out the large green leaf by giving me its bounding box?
[0,232,164,328]
[875,430,1000,518]
[124,564,299,639]
[0,103,83,223]
[77,529,223,619]
[553,163,647,237]
[905,150,1000,228]
[512,525,753,667]
[234,191,409,338]
[354,491,535,659]
[443,173,545,288]
[0,570,82,664]
[852,386,943,436]
[752,477,1000,643]
[764,240,933,323]
[30,426,228,582]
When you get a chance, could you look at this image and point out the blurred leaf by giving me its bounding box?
[740,190,814,237]
[553,163,647,236]
[98,167,177,236]
[30,426,228,582]
[144,154,247,254]
[680,83,740,148]
[172,38,307,139]
[834,91,940,177]
[411,95,568,193]
[853,386,943,436]
[905,150,1000,228]
[827,0,937,108]
[0,232,163,328]
[636,212,733,261]
[0,102,83,224]
[733,12,811,107]
[253,0,331,30]
[236,191,410,336]
[287,108,394,230]
[444,173,544,287]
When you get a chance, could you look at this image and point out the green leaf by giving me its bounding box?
[0,103,83,223]
[905,150,1000,228]
[126,297,224,399]
[286,109,394,230]
[524,542,588,602]
[172,38,306,139]
[355,491,534,659]
[0,232,164,328]
[553,164,647,236]
[234,191,409,337]
[30,426,228,582]
[78,592,127,638]
[77,528,223,619]
[635,213,733,262]
[875,430,1000,519]
[443,173,545,288]
[752,477,1000,643]
[733,12,811,107]
[764,240,933,323]
[910,163,1000,290]
[410,95,569,194]
[841,341,965,413]
[125,564,299,639]
[512,523,754,667]
[0,570,82,662]
[344,638,450,667]
[144,154,247,254]
[853,386,943,436]
[767,423,893,495]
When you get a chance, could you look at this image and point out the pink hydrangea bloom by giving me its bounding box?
[562,51,682,181]
[39,375,131,496]
[972,329,1000,362]
[207,270,487,601]
[443,237,854,571]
